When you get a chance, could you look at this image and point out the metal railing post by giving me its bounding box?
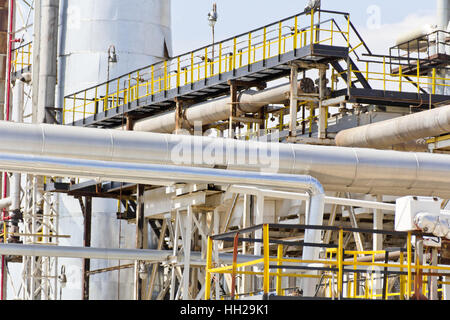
[205,236,213,300]
[276,244,283,296]
[263,224,270,298]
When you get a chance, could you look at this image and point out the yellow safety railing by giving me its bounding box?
[11,42,32,72]
[335,60,450,94]
[63,9,357,125]
[205,224,450,300]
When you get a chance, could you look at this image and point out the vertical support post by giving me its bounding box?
[337,228,344,299]
[347,56,352,96]
[242,194,252,293]
[231,232,239,300]
[318,66,328,139]
[276,244,283,296]
[175,98,183,134]
[263,27,267,65]
[254,194,264,257]
[382,250,389,300]
[263,224,270,299]
[228,80,237,139]
[82,196,92,300]
[294,16,298,52]
[289,64,298,138]
[182,205,193,300]
[399,252,405,300]
[407,232,412,299]
[134,184,146,300]
[432,68,436,95]
[373,195,383,251]
[170,210,180,300]
[205,236,213,300]
[414,238,424,300]
[430,247,438,300]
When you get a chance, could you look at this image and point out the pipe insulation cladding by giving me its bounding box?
[334,105,450,149]
[1,121,450,197]
[132,82,300,133]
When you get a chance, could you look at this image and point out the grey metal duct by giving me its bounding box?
[1,121,450,197]
[132,82,295,133]
[36,0,59,124]
[335,105,450,149]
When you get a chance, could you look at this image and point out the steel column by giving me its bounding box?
[289,64,298,137]
[81,196,92,300]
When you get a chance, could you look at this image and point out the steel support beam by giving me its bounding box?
[228,80,238,139]
[318,66,328,139]
[134,184,146,300]
[289,64,298,137]
[81,196,92,301]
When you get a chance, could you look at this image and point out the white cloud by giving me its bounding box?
[359,13,436,55]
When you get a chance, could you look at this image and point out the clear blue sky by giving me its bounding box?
[171,0,435,55]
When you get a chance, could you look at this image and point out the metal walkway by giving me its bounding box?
[62,9,450,129]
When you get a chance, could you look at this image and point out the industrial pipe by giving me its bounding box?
[228,185,396,211]
[133,82,296,133]
[10,80,24,212]
[335,105,450,150]
[0,243,260,267]
[1,121,450,197]
[0,152,326,296]
[0,198,11,210]
[1,0,14,301]
[0,152,325,198]
[36,0,59,124]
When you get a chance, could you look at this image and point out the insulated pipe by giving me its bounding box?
[1,121,450,197]
[0,152,325,198]
[334,105,450,150]
[132,82,295,133]
[1,0,13,301]
[0,152,326,292]
[228,185,396,211]
[10,80,24,211]
[0,198,11,210]
[36,0,59,124]
[0,243,259,266]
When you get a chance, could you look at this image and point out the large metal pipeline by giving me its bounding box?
[0,152,326,281]
[133,82,295,133]
[36,0,59,124]
[0,243,260,266]
[1,121,450,197]
[335,105,450,149]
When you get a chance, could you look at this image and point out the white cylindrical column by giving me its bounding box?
[437,0,450,30]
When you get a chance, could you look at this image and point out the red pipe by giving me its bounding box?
[1,0,14,301]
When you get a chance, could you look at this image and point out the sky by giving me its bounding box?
[171,0,436,56]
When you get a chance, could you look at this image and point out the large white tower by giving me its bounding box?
[55,0,172,300]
